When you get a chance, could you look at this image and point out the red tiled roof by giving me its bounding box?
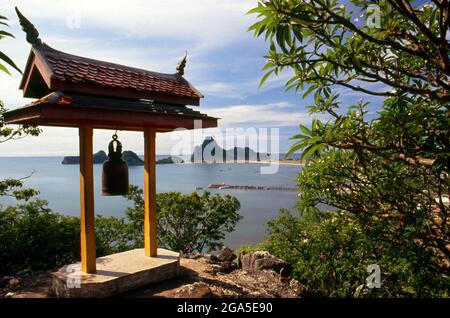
[24,44,203,106]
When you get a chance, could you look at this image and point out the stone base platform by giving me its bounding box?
[51,248,179,298]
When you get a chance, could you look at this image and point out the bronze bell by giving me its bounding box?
[102,133,129,196]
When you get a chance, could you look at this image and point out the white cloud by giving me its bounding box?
[0,100,323,156]
[2,0,257,51]
[198,70,294,99]
[206,102,325,127]
[1,1,316,156]
[0,0,269,105]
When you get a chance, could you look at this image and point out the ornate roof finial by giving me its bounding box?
[176,51,187,77]
[15,7,42,47]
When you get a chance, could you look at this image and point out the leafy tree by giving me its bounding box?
[124,186,242,254]
[0,200,80,274]
[0,189,242,275]
[0,201,131,274]
[1,13,41,200]
[249,0,449,296]
[0,14,21,75]
[95,215,134,256]
[264,209,449,297]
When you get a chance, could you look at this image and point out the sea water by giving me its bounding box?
[0,156,300,248]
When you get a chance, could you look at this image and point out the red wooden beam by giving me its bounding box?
[3,103,218,132]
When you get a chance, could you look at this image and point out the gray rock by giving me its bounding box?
[208,254,220,264]
[217,246,237,262]
[7,277,20,288]
[218,261,237,274]
[181,252,202,259]
[239,251,292,277]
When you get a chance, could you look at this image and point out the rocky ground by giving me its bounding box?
[0,248,306,298]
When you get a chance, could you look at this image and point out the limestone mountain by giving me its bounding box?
[190,137,268,163]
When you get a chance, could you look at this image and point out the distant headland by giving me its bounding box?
[62,151,184,166]
[62,150,144,166]
[190,136,268,163]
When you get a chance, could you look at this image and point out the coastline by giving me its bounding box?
[186,160,304,166]
[0,156,304,167]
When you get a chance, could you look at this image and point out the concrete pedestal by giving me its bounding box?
[51,248,179,298]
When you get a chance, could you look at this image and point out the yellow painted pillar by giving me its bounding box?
[79,126,96,273]
[144,128,157,257]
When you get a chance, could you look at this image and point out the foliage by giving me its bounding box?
[0,177,39,201]
[0,200,80,274]
[124,186,242,254]
[249,0,449,102]
[0,187,242,274]
[249,0,449,296]
[1,12,41,202]
[234,243,265,257]
[1,101,41,145]
[0,200,133,274]
[0,14,21,75]
[0,101,41,201]
[264,209,449,297]
[95,215,134,256]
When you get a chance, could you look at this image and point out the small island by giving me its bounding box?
[62,151,184,166]
[62,151,108,165]
[62,150,144,166]
[156,156,184,164]
[121,151,145,166]
[191,137,268,163]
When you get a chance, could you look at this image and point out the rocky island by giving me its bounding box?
[156,156,184,164]
[62,151,108,165]
[62,150,144,166]
[191,137,269,163]
[121,151,144,166]
[62,151,184,166]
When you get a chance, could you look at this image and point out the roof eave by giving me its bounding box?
[3,102,218,132]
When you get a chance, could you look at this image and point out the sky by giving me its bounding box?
[0,0,384,156]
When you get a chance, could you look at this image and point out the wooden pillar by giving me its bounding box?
[144,128,157,257]
[79,126,96,273]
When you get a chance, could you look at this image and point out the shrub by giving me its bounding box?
[0,188,242,274]
[95,215,134,256]
[124,186,242,254]
[249,0,449,298]
[264,209,449,298]
[0,200,80,274]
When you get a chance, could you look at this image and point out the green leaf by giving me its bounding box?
[0,51,22,74]
[259,70,274,89]
[290,133,309,140]
[246,7,262,15]
[286,141,304,158]
[0,30,14,38]
[301,143,321,160]
[303,85,317,98]
[0,62,11,75]
[261,62,275,71]
[299,124,313,136]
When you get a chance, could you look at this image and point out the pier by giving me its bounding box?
[207,183,297,192]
